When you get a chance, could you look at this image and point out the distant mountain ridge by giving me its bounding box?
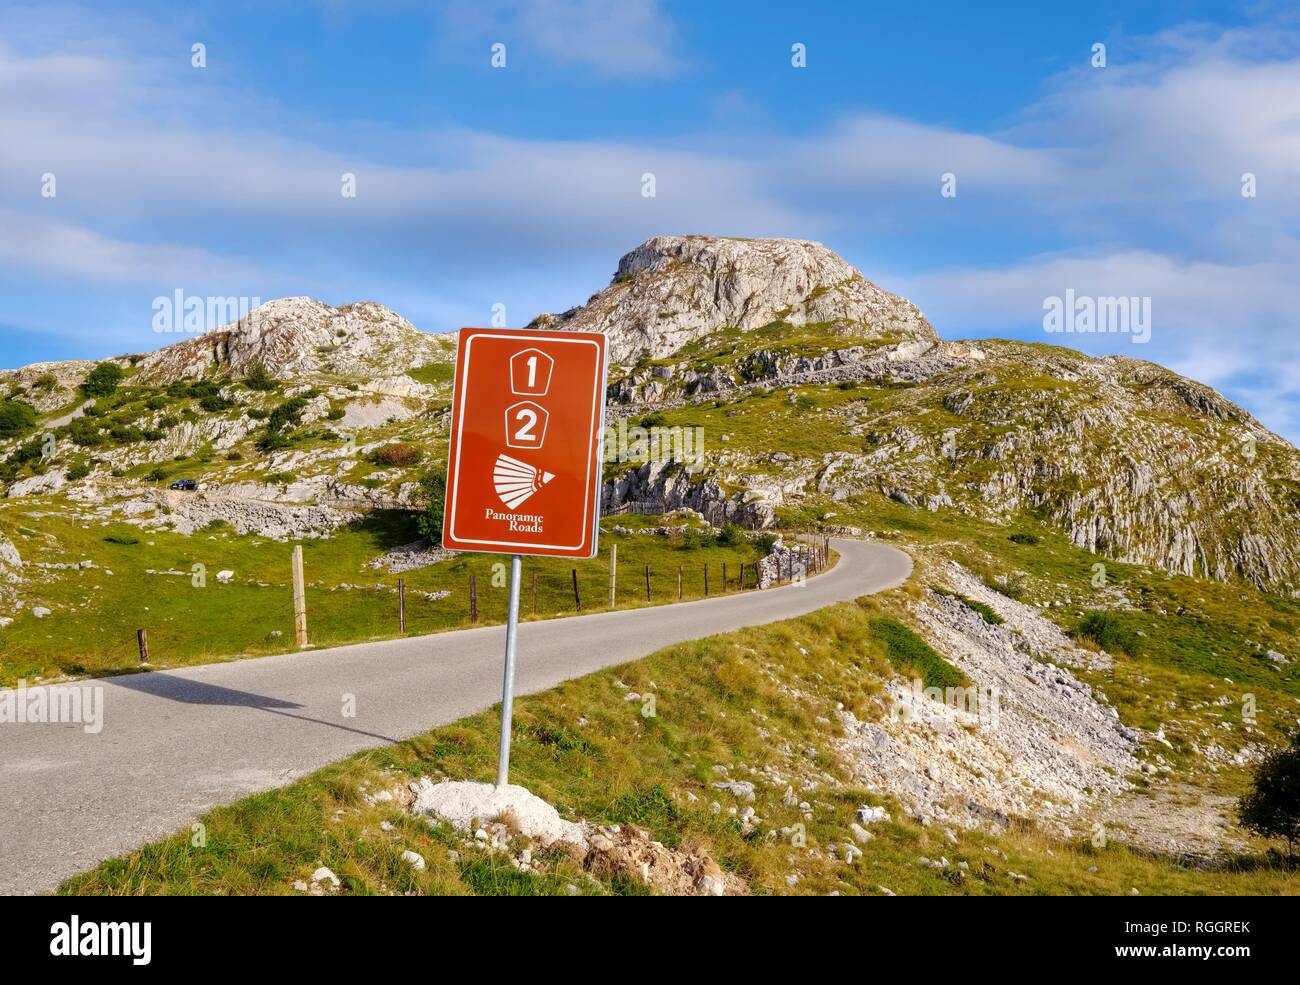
[529,235,936,363]
[1,235,1298,591]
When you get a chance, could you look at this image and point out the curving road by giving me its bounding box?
[0,538,911,894]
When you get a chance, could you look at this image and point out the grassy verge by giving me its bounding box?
[61,593,1300,896]
[0,507,767,685]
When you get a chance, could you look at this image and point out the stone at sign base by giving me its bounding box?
[409,778,589,850]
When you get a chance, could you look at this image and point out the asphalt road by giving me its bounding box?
[0,538,911,894]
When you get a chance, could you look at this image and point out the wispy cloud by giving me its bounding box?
[0,8,1297,439]
[435,0,683,78]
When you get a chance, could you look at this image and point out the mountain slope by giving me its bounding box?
[529,235,936,363]
[1,235,1297,593]
[135,297,449,383]
[570,238,1300,592]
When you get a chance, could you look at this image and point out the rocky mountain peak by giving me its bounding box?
[529,235,937,364]
[133,298,447,384]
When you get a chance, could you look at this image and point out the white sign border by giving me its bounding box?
[445,331,607,556]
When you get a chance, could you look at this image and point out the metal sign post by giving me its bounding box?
[495,554,523,787]
[442,327,608,790]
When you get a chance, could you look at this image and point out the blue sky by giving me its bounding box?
[2,1,1298,437]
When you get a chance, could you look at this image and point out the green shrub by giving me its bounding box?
[1239,730,1300,857]
[80,362,124,397]
[199,394,232,412]
[0,399,37,438]
[266,396,308,434]
[66,418,104,447]
[1072,611,1142,656]
[416,469,445,541]
[257,430,293,452]
[1009,531,1040,545]
[107,423,144,444]
[31,373,58,391]
[243,360,277,391]
[66,462,92,481]
[679,526,713,550]
[371,443,424,467]
[104,533,140,546]
[146,466,169,482]
[870,617,966,690]
[716,521,747,547]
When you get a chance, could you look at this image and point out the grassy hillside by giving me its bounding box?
[60,497,1300,896]
[0,507,766,686]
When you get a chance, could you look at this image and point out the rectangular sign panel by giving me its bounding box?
[442,327,608,558]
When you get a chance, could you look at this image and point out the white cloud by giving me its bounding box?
[0,209,261,286]
[902,250,1300,439]
[436,0,682,78]
[1,11,1298,439]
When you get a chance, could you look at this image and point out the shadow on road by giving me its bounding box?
[102,672,402,743]
[103,672,304,709]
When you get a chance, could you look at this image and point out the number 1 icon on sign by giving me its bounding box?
[510,348,553,396]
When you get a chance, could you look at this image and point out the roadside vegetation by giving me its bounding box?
[61,591,1300,896]
[0,509,771,686]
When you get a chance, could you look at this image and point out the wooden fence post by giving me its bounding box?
[137,628,149,664]
[292,544,308,647]
[722,561,728,592]
[572,569,582,611]
[644,563,651,602]
[609,543,617,608]
[398,578,406,634]
[532,571,538,616]
[470,574,478,623]
[677,566,683,600]
[704,563,709,597]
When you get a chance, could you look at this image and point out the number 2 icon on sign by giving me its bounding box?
[505,399,548,449]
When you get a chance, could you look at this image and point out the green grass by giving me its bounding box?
[59,594,1300,896]
[932,587,1004,625]
[406,364,454,386]
[0,507,768,686]
[869,616,967,689]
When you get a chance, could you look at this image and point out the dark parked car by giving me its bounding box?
[169,479,198,491]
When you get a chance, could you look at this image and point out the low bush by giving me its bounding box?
[371,443,424,467]
[80,362,124,398]
[1072,611,1142,656]
[0,399,37,438]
